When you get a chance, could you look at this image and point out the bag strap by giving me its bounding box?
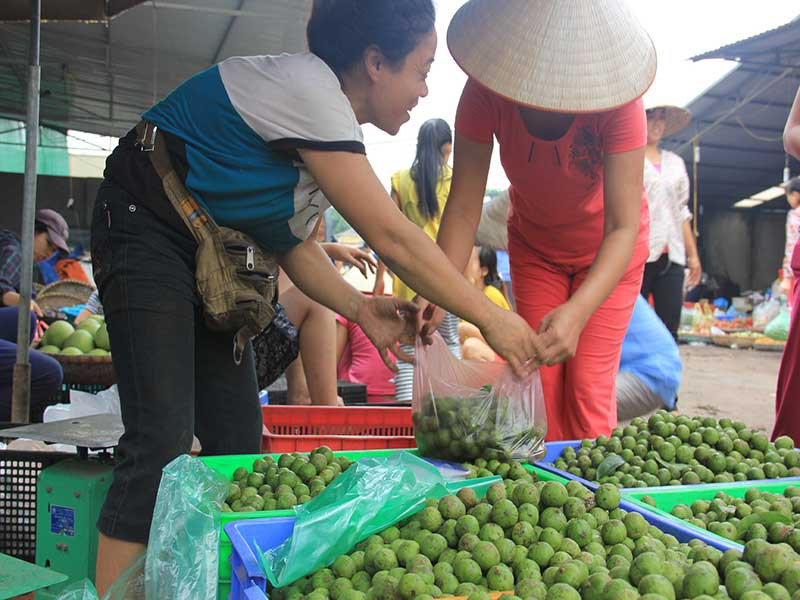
[135,120,218,244]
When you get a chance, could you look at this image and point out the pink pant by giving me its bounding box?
[773,240,800,442]
[510,236,646,441]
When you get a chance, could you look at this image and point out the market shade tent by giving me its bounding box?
[0,0,313,421]
[663,15,800,212]
[0,0,313,137]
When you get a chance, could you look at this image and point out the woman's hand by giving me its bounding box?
[321,243,377,278]
[479,307,544,378]
[355,296,419,371]
[537,301,589,366]
[686,254,702,289]
[415,298,445,344]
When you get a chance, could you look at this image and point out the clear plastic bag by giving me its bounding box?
[261,452,448,588]
[56,454,228,600]
[754,297,781,331]
[412,334,546,463]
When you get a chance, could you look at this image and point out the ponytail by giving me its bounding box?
[410,118,452,220]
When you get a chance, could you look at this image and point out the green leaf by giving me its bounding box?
[735,512,792,536]
[653,455,691,474]
[597,454,626,478]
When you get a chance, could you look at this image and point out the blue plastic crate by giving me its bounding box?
[226,517,296,600]
[534,440,599,490]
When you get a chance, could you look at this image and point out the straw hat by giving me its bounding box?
[646,105,692,137]
[447,0,657,113]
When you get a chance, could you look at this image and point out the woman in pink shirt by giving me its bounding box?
[421,0,656,440]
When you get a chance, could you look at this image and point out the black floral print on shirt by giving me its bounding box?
[569,125,602,183]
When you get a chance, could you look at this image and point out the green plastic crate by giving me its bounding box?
[623,478,800,550]
[203,448,569,596]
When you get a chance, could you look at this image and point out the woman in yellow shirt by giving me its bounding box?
[377,118,461,401]
[460,246,512,361]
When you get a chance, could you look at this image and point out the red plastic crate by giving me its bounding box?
[260,406,415,453]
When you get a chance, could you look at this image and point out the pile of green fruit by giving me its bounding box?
[223,446,353,513]
[413,390,546,463]
[550,411,800,488]
[663,485,800,546]
[38,317,111,357]
[271,470,800,600]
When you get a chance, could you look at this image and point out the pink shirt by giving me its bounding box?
[785,207,800,279]
[456,78,649,266]
[336,315,395,401]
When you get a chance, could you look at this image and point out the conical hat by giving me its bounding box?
[447,0,657,113]
[646,105,692,137]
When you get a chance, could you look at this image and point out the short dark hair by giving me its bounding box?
[788,176,800,195]
[307,0,435,76]
[34,221,48,235]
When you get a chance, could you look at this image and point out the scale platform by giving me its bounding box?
[2,414,123,457]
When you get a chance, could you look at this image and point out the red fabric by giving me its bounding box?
[335,315,395,399]
[773,239,800,442]
[510,234,646,441]
[456,79,649,440]
[55,258,90,283]
[456,78,649,264]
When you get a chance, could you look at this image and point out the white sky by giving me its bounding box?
[361,1,800,190]
[69,1,800,190]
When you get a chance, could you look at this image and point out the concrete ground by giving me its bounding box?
[674,344,782,434]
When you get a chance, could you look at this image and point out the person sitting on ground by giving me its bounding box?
[75,290,104,325]
[0,209,69,422]
[0,209,71,316]
[476,189,515,307]
[616,295,681,421]
[459,246,512,362]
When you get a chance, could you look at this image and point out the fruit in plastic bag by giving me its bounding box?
[412,334,546,463]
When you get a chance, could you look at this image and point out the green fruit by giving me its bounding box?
[595,484,620,511]
[38,344,60,354]
[683,561,720,598]
[454,558,482,584]
[397,573,426,600]
[63,329,94,353]
[60,346,84,355]
[545,583,580,600]
[419,507,443,532]
[623,512,648,540]
[440,495,467,520]
[487,482,508,504]
[77,318,102,335]
[486,564,515,591]
[87,323,116,355]
[762,582,792,600]
[541,482,568,508]
[332,555,355,579]
[601,520,627,546]
[629,552,662,586]
[638,574,676,600]
[45,320,74,348]
[726,567,764,600]
[755,544,796,583]
[492,500,519,528]
[457,515,481,538]
[473,541,501,571]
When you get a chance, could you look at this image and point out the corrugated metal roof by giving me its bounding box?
[691,16,800,64]
[0,1,312,137]
[663,16,800,211]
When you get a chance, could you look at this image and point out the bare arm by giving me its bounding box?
[374,189,402,292]
[682,218,702,288]
[437,134,494,273]
[785,86,800,159]
[299,149,496,329]
[298,148,540,376]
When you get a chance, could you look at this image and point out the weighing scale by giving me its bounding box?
[3,414,123,598]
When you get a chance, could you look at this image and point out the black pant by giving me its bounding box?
[91,177,262,543]
[641,254,685,341]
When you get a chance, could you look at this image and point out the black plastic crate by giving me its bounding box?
[49,382,109,405]
[264,379,366,405]
[0,450,72,562]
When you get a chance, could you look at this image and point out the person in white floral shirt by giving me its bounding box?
[641,105,702,339]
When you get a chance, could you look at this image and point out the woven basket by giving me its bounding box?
[711,334,756,349]
[36,293,88,313]
[51,353,116,386]
[38,279,95,303]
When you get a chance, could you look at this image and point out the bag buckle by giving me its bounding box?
[246,246,255,271]
[137,122,158,152]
